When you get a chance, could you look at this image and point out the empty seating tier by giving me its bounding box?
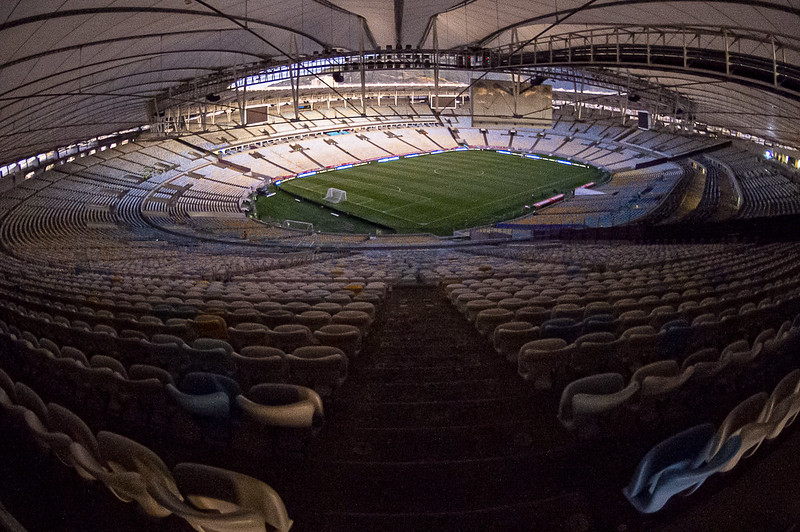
[1,105,800,531]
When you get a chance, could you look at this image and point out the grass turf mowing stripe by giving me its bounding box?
[278,150,602,235]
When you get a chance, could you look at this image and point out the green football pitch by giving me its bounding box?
[271,150,603,235]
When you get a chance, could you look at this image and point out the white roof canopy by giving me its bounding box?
[1,0,798,164]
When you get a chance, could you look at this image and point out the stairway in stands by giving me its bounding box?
[290,286,617,531]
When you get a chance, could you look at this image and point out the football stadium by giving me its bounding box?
[1,1,800,531]
[269,150,605,234]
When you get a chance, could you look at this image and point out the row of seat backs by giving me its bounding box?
[0,367,292,531]
[472,289,799,347]
[0,328,328,430]
[4,277,384,323]
[623,368,800,513]
[518,315,799,392]
[0,315,357,394]
[447,268,800,320]
[0,295,376,345]
[556,320,799,438]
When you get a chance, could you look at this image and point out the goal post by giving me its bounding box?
[282,219,314,233]
[324,188,347,204]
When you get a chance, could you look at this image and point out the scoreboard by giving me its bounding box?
[471,80,552,129]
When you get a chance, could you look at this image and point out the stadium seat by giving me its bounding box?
[183,339,235,374]
[313,324,362,359]
[61,346,90,366]
[267,324,315,353]
[584,301,613,318]
[582,313,617,334]
[313,302,343,315]
[115,370,171,429]
[0,368,15,409]
[285,345,348,396]
[630,360,680,386]
[570,332,619,378]
[68,435,169,518]
[464,299,497,323]
[324,293,352,306]
[617,310,650,331]
[168,462,293,532]
[295,310,333,331]
[618,325,659,369]
[551,303,583,321]
[558,373,639,438]
[263,310,297,329]
[167,372,241,420]
[89,355,128,378]
[492,321,539,362]
[233,346,287,389]
[330,310,372,336]
[762,369,800,440]
[343,301,376,320]
[14,382,48,423]
[21,404,72,459]
[283,301,312,315]
[623,423,742,514]
[455,293,484,313]
[236,383,324,429]
[96,431,182,517]
[228,322,271,352]
[227,308,263,327]
[129,364,174,385]
[474,307,515,337]
[540,317,582,343]
[518,338,574,390]
[496,298,528,313]
[656,318,692,361]
[517,306,552,326]
[705,392,770,472]
[47,402,102,480]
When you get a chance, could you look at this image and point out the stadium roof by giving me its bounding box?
[1,1,799,165]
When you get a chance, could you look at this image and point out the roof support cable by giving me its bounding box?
[430,0,604,118]
[192,0,360,114]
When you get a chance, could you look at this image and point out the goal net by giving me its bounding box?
[282,219,314,233]
[324,188,347,204]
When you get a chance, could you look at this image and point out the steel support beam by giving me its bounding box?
[724,29,730,77]
[360,20,367,116]
[773,36,779,88]
[433,18,440,111]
